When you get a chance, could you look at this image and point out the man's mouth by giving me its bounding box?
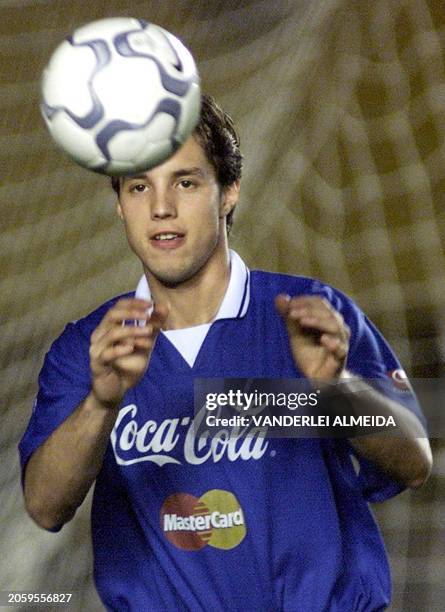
[153,233,181,241]
[150,232,185,249]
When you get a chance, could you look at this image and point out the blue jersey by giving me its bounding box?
[19,270,425,611]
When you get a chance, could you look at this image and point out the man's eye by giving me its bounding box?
[179,180,194,189]
[130,184,147,193]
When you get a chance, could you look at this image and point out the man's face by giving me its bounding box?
[117,136,239,287]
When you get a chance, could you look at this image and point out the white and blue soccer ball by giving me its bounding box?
[40,17,201,176]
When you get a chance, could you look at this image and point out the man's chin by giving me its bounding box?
[144,240,220,289]
[155,276,187,289]
[148,266,198,289]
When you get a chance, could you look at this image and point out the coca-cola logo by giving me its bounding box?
[110,403,269,467]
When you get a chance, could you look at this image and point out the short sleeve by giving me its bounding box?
[18,320,92,485]
[320,285,428,503]
[346,307,426,428]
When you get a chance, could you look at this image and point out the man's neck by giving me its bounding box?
[146,246,231,330]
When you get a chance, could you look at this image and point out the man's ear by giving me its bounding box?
[220,180,240,218]
[116,200,124,221]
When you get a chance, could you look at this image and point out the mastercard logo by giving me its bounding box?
[160,489,246,551]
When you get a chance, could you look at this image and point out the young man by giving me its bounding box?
[20,95,432,611]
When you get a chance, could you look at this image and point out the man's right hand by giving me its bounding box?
[89,298,169,407]
[24,297,169,530]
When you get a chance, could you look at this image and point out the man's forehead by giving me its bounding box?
[122,136,212,182]
[125,165,203,178]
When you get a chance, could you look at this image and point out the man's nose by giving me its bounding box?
[150,187,177,219]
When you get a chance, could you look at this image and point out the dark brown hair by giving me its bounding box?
[111,93,243,231]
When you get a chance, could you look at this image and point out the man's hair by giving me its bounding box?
[111,93,243,232]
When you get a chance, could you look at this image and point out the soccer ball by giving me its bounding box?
[40,17,201,176]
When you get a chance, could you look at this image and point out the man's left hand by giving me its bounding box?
[275,295,350,381]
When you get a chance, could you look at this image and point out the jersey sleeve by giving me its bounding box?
[312,282,428,503]
[18,320,92,486]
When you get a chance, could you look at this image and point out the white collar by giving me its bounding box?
[135,249,250,321]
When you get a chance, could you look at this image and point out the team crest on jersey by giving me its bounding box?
[387,368,412,392]
[160,490,246,551]
[110,403,269,467]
